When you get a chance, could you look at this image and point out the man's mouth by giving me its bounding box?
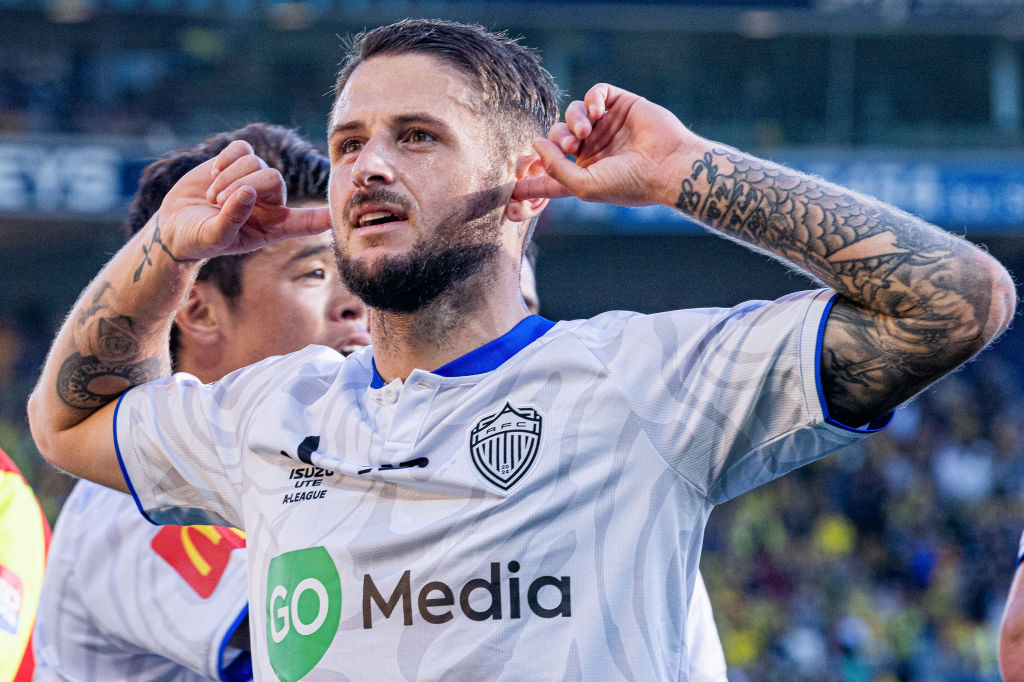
[357,211,404,228]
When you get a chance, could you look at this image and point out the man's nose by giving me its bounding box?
[351,138,395,188]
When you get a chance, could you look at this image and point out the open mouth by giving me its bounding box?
[357,211,405,228]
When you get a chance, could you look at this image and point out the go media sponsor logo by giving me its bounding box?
[363,560,571,629]
[266,549,572,676]
[266,547,341,682]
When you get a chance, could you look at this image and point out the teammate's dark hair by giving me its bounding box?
[334,19,560,151]
[125,123,330,362]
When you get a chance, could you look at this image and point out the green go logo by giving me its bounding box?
[266,547,341,681]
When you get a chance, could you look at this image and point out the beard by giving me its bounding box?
[334,186,505,314]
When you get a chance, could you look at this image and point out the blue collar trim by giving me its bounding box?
[370,315,555,388]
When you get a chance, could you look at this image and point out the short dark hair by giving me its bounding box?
[334,19,560,150]
[125,123,330,361]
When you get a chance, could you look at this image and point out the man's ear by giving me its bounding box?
[173,282,225,349]
[506,152,550,223]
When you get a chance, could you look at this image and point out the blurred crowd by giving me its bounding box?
[0,307,76,522]
[704,332,1024,680]
[2,304,1024,681]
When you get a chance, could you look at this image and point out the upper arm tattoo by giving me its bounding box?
[56,287,167,410]
[674,148,998,423]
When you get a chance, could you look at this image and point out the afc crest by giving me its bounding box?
[469,403,543,491]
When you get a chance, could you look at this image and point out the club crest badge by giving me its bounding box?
[469,403,543,491]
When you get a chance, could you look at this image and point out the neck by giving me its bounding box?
[175,353,224,385]
[370,266,526,382]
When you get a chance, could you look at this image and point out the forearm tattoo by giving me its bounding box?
[55,289,165,410]
[133,214,198,282]
[675,148,996,422]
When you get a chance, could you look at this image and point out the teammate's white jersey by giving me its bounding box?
[114,291,883,681]
[33,480,250,681]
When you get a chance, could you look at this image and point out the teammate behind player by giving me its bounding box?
[32,123,369,681]
[28,19,1014,679]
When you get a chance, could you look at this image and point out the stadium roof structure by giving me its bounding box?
[4,0,1024,34]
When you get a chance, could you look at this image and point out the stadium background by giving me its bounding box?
[2,0,1024,678]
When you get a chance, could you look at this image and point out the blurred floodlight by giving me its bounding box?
[269,1,314,30]
[736,11,782,39]
[48,0,93,23]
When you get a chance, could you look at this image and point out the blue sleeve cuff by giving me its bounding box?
[813,293,893,434]
[218,604,251,681]
[112,387,159,526]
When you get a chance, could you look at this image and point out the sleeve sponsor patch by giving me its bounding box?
[151,526,246,598]
[0,565,23,635]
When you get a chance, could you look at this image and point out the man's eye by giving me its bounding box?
[405,129,434,144]
[305,268,326,280]
[339,139,363,155]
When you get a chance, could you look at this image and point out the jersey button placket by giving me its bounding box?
[381,371,438,454]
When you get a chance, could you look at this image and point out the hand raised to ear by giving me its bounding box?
[156,140,331,261]
[513,83,702,208]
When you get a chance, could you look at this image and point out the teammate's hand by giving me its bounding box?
[513,83,703,207]
[155,140,331,261]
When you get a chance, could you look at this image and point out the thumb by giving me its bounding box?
[281,205,333,236]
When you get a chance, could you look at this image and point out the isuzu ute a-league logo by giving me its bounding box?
[266,547,341,682]
[469,403,543,491]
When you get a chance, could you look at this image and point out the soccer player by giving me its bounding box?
[28,19,1014,680]
[0,447,50,682]
[31,123,370,681]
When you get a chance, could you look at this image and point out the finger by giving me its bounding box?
[563,101,592,139]
[206,185,256,242]
[278,205,333,237]
[547,123,582,156]
[583,83,623,120]
[513,139,588,199]
[206,154,267,202]
[213,168,288,207]
[210,140,256,178]
[512,174,571,201]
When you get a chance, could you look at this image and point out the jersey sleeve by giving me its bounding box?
[33,481,249,681]
[113,349,300,528]
[685,572,727,682]
[598,289,887,504]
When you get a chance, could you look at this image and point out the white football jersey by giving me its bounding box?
[686,572,727,681]
[33,480,250,681]
[114,291,883,681]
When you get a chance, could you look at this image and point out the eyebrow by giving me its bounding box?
[285,245,331,265]
[329,112,455,140]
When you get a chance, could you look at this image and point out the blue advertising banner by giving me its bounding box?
[1,135,1022,234]
[543,152,1024,234]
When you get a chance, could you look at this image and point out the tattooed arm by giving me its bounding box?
[517,83,1016,425]
[27,141,330,490]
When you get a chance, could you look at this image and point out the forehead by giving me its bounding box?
[330,52,480,131]
[247,232,333,270]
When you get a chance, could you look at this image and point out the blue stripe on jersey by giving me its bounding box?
[370,315,556,388]
[218,603,252,682]
[113,387,159,526]
[814,293,892,433]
